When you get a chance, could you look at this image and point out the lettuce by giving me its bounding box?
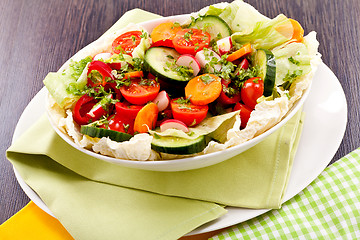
[204,0,269,34]
[231,14,293,50]
[43,57,92,108]
[272,41,312,86]
[131,32,152,59]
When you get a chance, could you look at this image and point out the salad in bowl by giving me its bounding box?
[44,0,321,170]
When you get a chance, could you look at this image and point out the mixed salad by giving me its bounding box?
[44,1,320,160]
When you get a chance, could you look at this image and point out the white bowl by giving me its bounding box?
[47,14,311,172]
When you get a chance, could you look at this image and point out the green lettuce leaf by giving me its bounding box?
[43,56,92,108]
[272,41,311,86]
[131,32,151,59]
[231,14,293,50]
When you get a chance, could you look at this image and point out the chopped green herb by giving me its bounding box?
[283,69,303,82]
[140,30,148,38]
[174,97,190,105]
[88,70,103,85]
[172,22,181,29]
[288,56,300,66]
[153,132,161,139]
[131,35,136,44]
[200,74,215,84]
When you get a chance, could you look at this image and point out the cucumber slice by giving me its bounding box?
[80,125,132,142]
[190,15,232,40]
[144,47,189,85]
[151,135,206,155]
[254,49,276,97]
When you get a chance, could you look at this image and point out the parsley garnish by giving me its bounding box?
[288,56,300,66]
[200,74,215,84]
[174,97,191,105]
[140,30,148,38]
[283,70,303,82]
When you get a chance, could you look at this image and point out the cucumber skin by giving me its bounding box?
[80,126,132,142]
[255,49,276,97]
[151,135,207,155]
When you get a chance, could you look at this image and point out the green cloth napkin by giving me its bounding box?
[211,148,360,240]
[7,110,304,209]
[6,9,306,240]
[6,111,303,240]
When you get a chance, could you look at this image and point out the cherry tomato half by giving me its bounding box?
[112,31,142,55]
[241,77,264,109]
[120,78,160,105]
[233,102,253,129]
[170,98,208,127]
[87,60,114,87]
[217,79,241,106]
[115,101,143,120]
[172,28,211,55]
[107,114,135,135]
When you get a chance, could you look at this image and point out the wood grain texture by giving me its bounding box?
[1,0,359,237]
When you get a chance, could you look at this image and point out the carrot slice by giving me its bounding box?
[226,43,252,62]
[185,74,222,106]
[289,19,304,42]
[124,71,144,79]
[151,22,182,43]
[134,102,159,133]
[275,18,304,42]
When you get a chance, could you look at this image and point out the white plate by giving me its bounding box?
[12,62,347,235]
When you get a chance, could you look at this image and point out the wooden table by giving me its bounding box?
[1,0,359,238]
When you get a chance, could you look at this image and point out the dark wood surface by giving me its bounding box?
[1,0,359,235]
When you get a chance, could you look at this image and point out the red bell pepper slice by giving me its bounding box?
[233,102,253,129]
[87,60,114,87]
[73,94,112,125]
[73,94,97,125]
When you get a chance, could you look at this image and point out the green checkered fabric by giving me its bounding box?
[211,148,360,239]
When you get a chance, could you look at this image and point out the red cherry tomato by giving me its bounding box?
[172,28,211,55]
[107,114,134,135]
[120,79,160,105]
[112,31,142,55]
[241,77,264,109]
[217,79,241,106]
[234,102,253,129]
[170,98,208,127]
[87,60,114,87]
[72,95,98,125]
[115,101,143,120]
